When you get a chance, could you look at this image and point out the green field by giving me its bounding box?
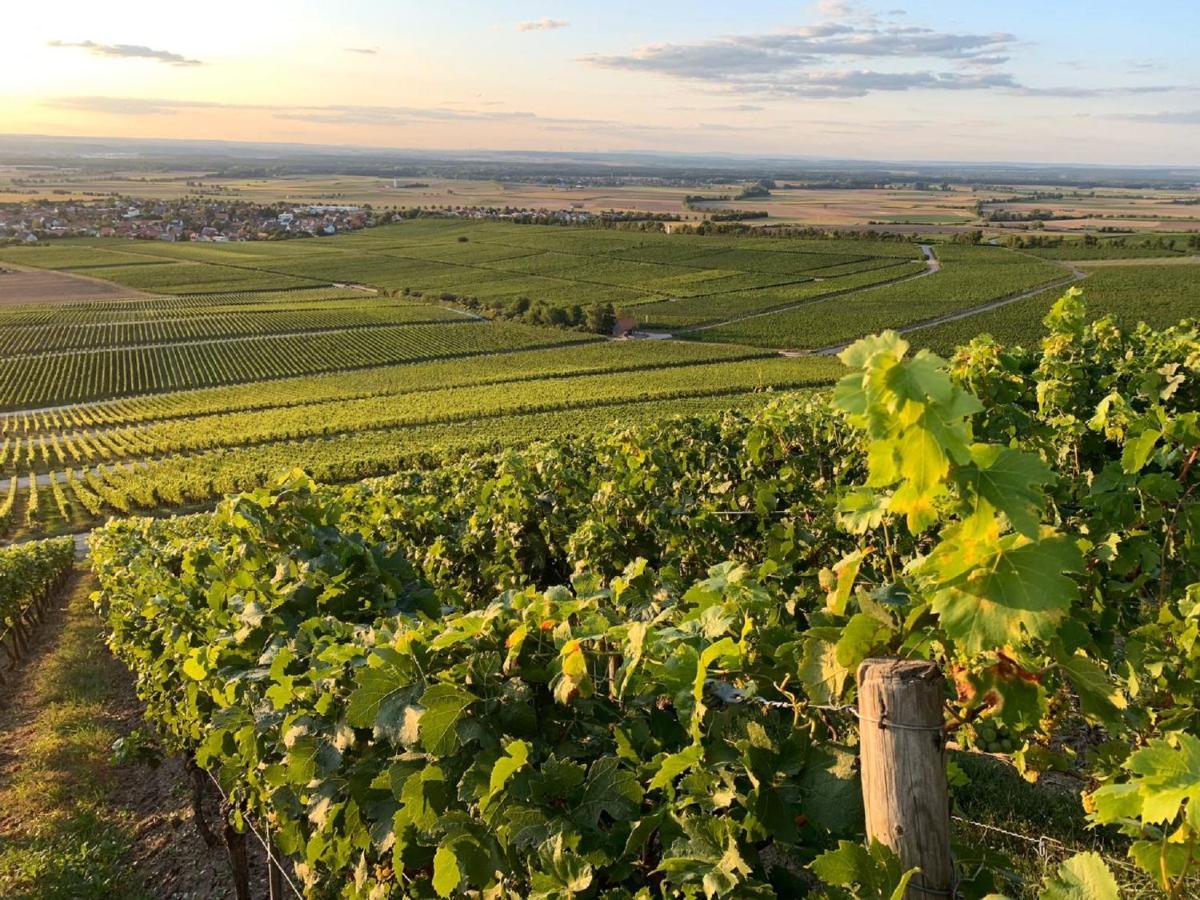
[2,219,1197,542]
[911,263,1200,353]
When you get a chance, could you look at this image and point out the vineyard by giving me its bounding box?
[85,295,1200,897]
[690,246,1070,348]
[0,223,1193,553]
[0,220,927,315]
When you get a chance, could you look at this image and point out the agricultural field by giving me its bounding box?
[5,204,1200,900]
[911,262,1200,353]
[1,218,1197,552]
[689,244,1071,349]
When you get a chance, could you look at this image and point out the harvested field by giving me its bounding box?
[0,265,152,305]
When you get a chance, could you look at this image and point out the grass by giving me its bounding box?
[950,751,1192,899]
[0,571,150,899]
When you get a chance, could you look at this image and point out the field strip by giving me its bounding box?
[0,334,603,415]
[678,244,938,334]
[2,338,619,420]
[8,350,775,438]
[810,269,1087,357]
[1069,255,1200,267]
[0,317,484,361]
[14,381,819,489]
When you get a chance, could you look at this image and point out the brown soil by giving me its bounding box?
[0,266,153,305]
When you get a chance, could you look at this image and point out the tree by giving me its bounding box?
[585,303,616,335]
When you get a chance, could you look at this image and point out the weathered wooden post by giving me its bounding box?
[857,659,954,899]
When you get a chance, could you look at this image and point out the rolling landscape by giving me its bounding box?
[2,2,1200,899]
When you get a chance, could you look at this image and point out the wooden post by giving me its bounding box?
[857,659,954,899]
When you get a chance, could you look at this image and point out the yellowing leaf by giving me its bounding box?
[929,534,1081,653]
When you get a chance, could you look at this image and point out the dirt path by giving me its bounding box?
[0,569,264,898]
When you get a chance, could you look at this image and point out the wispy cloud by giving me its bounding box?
[344,47,378,55]
[49,96,227,115]
[516,18,570,32]
[47,39,202,66]
[1110,109,1200,125]
[1014,84,1177,98]
[580,17,1184,101]
[580,21,1021,97]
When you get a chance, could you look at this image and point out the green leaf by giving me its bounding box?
[1122,429,1160,474]
[835,613,892,670]
[480,740,530,813]
[182,655,206,681]
[826,549,868,615]
[574,757,643,828]
[648,744,704,799]
[811,839,919,900]
[433,844,461,898]
[1142,738,1200,827]
[1040,852,1119,900]
[1056,652,1127,729]
[929,532,1081,654]
[529,834,593,898]
[419,684,476,756]
[963,444,1053,539]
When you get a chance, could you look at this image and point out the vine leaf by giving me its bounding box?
[418,684,477,756]
[433,844,461,898]
[961,444,1054,539]
[480,740,530,813]
[927,531,1081,654]
[1040,852,1119,900]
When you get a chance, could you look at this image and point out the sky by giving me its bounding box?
[4,0,1199,165]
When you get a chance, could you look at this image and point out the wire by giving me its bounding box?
[204,769,306,899]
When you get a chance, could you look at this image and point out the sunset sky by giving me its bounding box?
[5,0,1199,164]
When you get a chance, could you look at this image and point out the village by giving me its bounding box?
[0,197,379,244]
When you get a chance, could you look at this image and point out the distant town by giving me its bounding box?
[0,196,684,246]
[0,197,384,244]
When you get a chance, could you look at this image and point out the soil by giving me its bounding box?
[0,265,153,305]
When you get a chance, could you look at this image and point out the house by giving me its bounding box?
[613,315,638,337]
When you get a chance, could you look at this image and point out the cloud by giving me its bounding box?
[579,17,1187,101]
[580,22,1020,97]
[516,18,570,32]
[48,96,230,115]
[1013,84,1177,98]
[344,47,378,55]
[1125,59,1164,73]
[1110,109,1200,125]
[47,39,202,66]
